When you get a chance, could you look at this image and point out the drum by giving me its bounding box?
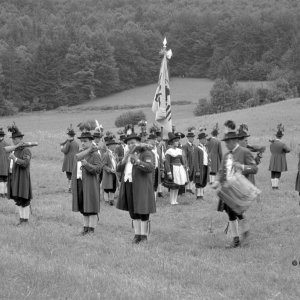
[218,172,261,214]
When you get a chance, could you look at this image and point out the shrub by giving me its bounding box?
[193,98,216,116]
[115,110,146,127]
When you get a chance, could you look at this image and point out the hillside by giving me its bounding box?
[0,97,299,299]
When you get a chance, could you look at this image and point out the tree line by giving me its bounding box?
[0,0,300,114]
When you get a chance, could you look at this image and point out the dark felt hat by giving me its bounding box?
[175,132,185,139]
[187,132,195,138]
[124,133,141,144]
[78,131,94,140]
[93,131,102,138]
[221,131,240,141]
[237,124,250,139]
[106,138,119,146]
[168,132,180,144]
[8,123,24,138]
[198,132,208,139]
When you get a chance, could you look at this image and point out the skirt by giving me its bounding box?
[163,165,187,190]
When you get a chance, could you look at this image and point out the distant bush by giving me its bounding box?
[115,110,146,127]
[194,78,299,117]
[193,98,216,116]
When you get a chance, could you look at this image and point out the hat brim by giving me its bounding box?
[11,134,24,138]
[198,134,208,139]
[124,136,141,143]
[106,142,119,146]
[78,136,94,140]
[221,136,240,141]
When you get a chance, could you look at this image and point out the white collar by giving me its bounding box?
[165,147,182,157]
[231,144,239,153]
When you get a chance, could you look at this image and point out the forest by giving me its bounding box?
[0,0,300,114]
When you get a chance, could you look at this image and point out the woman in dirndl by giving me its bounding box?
[163,132,187,205]
[295,149,300,204]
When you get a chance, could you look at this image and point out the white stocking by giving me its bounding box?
[83,216,89,227]
[230,220,239,237]
[89,215,97,229]
[23,206,30,219]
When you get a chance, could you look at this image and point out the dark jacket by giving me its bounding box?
[0,140,9,176]
[8,148,32,200]
[101,150,118,190]
[72,151,102,214]
[116,150,156,215]
[61,140,79,173]
[269,139,290,172]
[182,142,195,178]
[193,145,210,185]
[206,137,223,174]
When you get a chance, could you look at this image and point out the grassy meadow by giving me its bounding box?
[0,79,300,299]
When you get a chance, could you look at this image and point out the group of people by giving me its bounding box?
[0,118,297,248]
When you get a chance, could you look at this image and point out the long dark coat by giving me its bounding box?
[115,144,125,162]
[61,140,79,173]
[269,139,290,172]
[193,146,210,185]
[0,140,9,176]
[101,151,119,190]
[72,151,102,214]
[116,150,156,215]
[8,148,32,200]
[206,137,223,174]
[182,142,195,180]
[217,146,258,212]
[295,153,300,192]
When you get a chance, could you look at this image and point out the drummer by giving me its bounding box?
[212,120,258,248]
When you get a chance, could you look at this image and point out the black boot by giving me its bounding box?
[81,226,89,236]
[132,235,141,244]
[16,218,24,226]
[140,235,148,242]
[88,227,95,234]
[226,236,240,248]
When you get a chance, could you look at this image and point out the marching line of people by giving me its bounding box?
[0,119,297,248]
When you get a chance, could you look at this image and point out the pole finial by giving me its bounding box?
[163,37,167,48]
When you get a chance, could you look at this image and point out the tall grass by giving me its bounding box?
[0,90,299,299]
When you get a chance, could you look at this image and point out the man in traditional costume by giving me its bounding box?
[72,129,102,235]
[7,123,32,225]
[102,135,119,206]
[206,123,222,184]
[193,130,209,200]
[182,127,195,194]
[61,125,79,192]
[213,120,258,248]
[0,128,9,197]
[269,124,290,190]
[116,130,156,244]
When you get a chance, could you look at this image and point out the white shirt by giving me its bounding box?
[124,158,133,182]
[77,161,82,179]
[108,149,116,171]
[152,147,159,168]
[9,152,14,173]
[226,145,239,179]
[198,144,208,166]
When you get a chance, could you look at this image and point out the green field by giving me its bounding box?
[0,79,300,299]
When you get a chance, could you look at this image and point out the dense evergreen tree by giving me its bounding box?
[0,0,299,112]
